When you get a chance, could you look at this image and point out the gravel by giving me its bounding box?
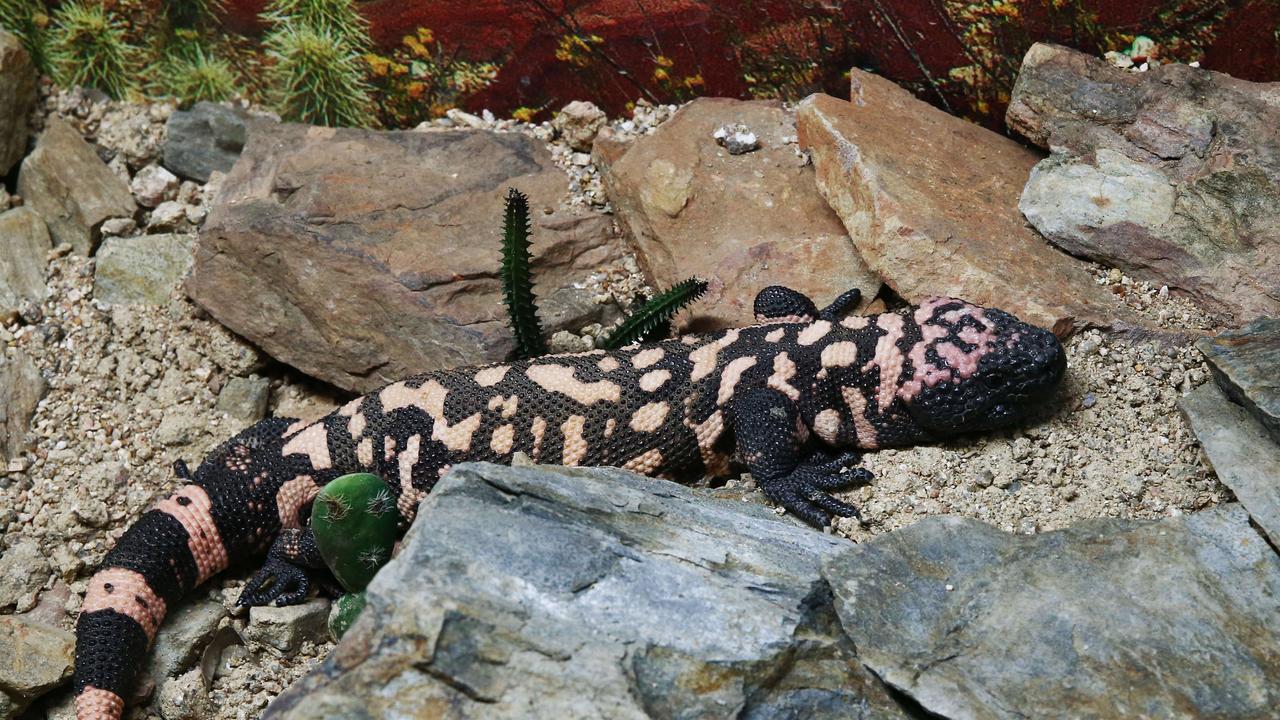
[1,89,1225,716]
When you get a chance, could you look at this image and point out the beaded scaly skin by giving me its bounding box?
[73,286,1066,719]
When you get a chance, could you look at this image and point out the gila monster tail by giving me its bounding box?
[74,417,301,720]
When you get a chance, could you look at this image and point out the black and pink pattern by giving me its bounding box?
[73,286,1065,719]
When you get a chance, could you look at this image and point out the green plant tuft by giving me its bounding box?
[599,278,709,349]
[500,187,548,359]
[47,1,138,100]
[310,473,401,592]
[262,0,369,50]
[159,41,238,107]
[263,22,375,127]
[0,0,50,73]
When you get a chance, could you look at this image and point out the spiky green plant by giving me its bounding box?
[0,0,50,73]
[263,23,374,127]
[500,188,549,359]
[598,278,709,350]
[262,0,369,50]
[159,42,238,106]
[310,473,401,593]
[173,0,225,29]
[497,187,706,355]
[47,1,138,99]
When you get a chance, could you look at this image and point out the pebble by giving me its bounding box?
[713,122,760,154]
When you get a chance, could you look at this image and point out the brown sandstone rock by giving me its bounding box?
[17,117,137,256]
[190,122,626,393]
[798,77,1132,335]
[595,97,880,331]
[1010,43,1280,324]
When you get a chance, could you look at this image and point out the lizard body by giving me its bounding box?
[72,287,1065,719]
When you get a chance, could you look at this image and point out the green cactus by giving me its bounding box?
[310,472,401,592]
[495,187,706,356]
[327,591,367,641]
[47,1,139,100]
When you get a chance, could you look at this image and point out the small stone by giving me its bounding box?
[216,375,270,424]
[444,108,486,129]
[243,598,330,654]
[975,470,994,488]
[552,100,608,152]
[146,601,230,684]
[148,201,189,231]
[72,496,110,528]
[100,217,137,237]
[1081,393,1097,409]
[0,540,50,611]
[155,410,197,447]
[712,122,760,154]
[93,234,194,305]
[130,164,181,208]
[157,668,211,720]
[162,102,249,182]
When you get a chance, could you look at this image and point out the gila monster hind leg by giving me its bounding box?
[237,527,327,607]
[753,285,819,321]
[730,388,865,527]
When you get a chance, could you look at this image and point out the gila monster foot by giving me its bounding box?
[238,556,315,607]
[759,466,866,528]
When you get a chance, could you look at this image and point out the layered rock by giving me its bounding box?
[190,122,626,393]
[0,207,51,323]
[824,504,1280,718]
[265,462,909,719]
[596,97,879,331]
[1196,317,1280,443]
[798,77,1129,334]
[17,117,137,256]
[0,30,36,176]
[0,350,45,462]
[1010,42,1280,323]
[1180,382,1280,545]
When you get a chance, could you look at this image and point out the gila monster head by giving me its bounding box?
[898,298,1065,436]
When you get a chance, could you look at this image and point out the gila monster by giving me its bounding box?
[72,286,1066,719]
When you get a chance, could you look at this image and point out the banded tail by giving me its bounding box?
[74,418,309,719]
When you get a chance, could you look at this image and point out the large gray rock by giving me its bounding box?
[798,78,1134,336]
[265,463,910,719]
[1196,317,1280,444]
[190,122,627,393]
[0,540,49,612]
[596,97,879,331]
[0,614,75,715]
[0,350,46,462]
[0,30,36,176]
[0,206,51,322]
[1180,382,1280,545]
[17,117,137,256]
[824,504,1280,719]
[1011,43,1280,324]
[144,600,230,687]
[162,102,249,183]
[93,233,194,305]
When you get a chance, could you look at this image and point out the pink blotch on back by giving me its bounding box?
[155,485,228,585]
[81,568,167,641]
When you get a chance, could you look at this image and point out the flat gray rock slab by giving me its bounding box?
[1197,317,1280,445]
[1180,382,1280,545]
[824,504,1280,720]
[266,462,910,719]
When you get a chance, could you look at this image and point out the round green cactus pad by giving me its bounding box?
[328,591,368,642]
[310,472,402,592]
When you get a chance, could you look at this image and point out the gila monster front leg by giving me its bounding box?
[730,387,868,527]
[237,528,328,607]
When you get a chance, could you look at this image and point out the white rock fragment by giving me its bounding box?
[712,123,760,155]
[130,164,180,208]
